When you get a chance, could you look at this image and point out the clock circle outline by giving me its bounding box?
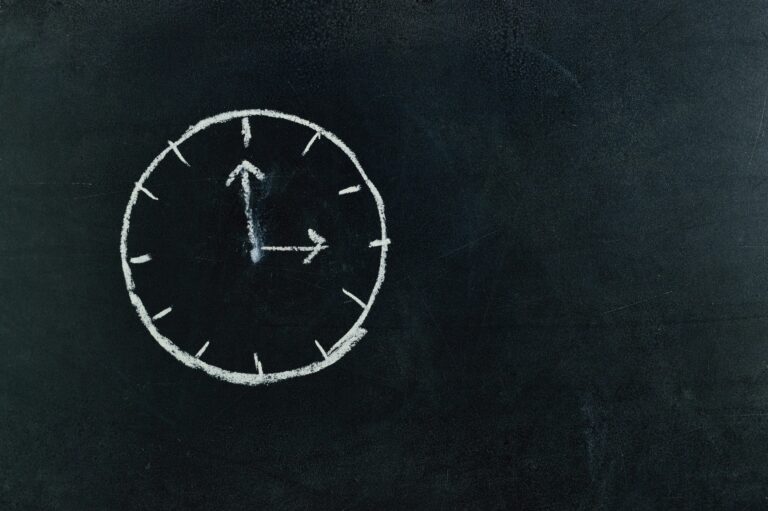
[120,109,388,386]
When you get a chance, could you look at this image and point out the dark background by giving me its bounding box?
[3,1,768,509]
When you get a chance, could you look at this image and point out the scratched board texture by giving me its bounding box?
[3,0,768,509]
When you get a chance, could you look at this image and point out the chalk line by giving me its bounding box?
[167,140,190,167]
[139,186,158,201]
[241,117,251,148]
[301,131,321,156]
[261,229,328,264]
[338,185,361,195]
[369,238,391,248]
[129,254,152,264]
[314,340,328,359]
[152,306,172,321]
[260,246,315,251]
[226,160,265,262]
[342,288,366,309]
[195,341,210,358]
[225,160,265,186]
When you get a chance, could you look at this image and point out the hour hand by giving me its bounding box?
[262,229,329,264]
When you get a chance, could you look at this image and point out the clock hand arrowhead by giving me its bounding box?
[302,229,328,264]
[225,159,265,186]
[307,228,326,245]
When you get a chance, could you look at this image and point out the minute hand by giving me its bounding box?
[262,229,329,264]
[225,160,265,262]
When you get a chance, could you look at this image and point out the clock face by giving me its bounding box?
[120,110,389,386]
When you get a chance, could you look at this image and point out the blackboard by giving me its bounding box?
[3,1,768,509]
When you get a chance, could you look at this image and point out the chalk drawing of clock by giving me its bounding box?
[120,110,389,385]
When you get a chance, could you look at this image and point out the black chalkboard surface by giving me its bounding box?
[3,1,768,509]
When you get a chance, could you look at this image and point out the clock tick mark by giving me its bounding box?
[338,185,361,195]
[139,186,158,201]
[129,254,152,264]
[342,288,366,309]
[369,238,391,248]
[195,341,210,358]
[314,340,328,360]
[253,353,263,374]
[152,306,172,321]
[301,131,321,156]
[241,117,251,148]
[167,140,190,167]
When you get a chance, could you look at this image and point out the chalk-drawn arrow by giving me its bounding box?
[262,229,329,264]
[226,160,265,262]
